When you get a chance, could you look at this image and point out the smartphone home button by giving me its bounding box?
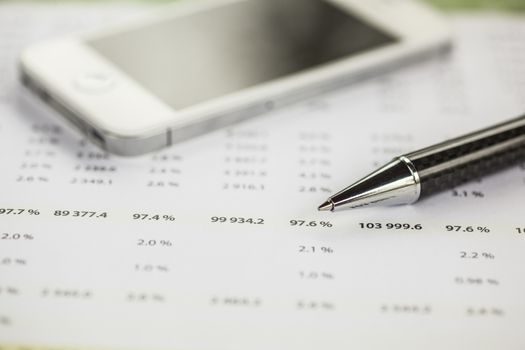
[74,71,114,94]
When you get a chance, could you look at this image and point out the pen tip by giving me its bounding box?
[318,200,334,212]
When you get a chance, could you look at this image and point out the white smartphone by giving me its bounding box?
[20,0,451,156]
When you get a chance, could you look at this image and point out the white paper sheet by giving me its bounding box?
[1,3,525,350]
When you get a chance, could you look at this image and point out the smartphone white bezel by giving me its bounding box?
[20,0,451,155]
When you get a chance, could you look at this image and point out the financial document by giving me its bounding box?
[1,3,525,350]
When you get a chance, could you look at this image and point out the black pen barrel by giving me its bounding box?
[406,114,525,199]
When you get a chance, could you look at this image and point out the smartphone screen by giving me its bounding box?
[88,0,396,110]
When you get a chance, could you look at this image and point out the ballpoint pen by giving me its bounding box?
[318,114,525,211]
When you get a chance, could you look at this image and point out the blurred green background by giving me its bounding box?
[2,0,525,12]
[425,0,525,11]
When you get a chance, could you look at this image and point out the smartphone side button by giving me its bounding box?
[73,71,114,94]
